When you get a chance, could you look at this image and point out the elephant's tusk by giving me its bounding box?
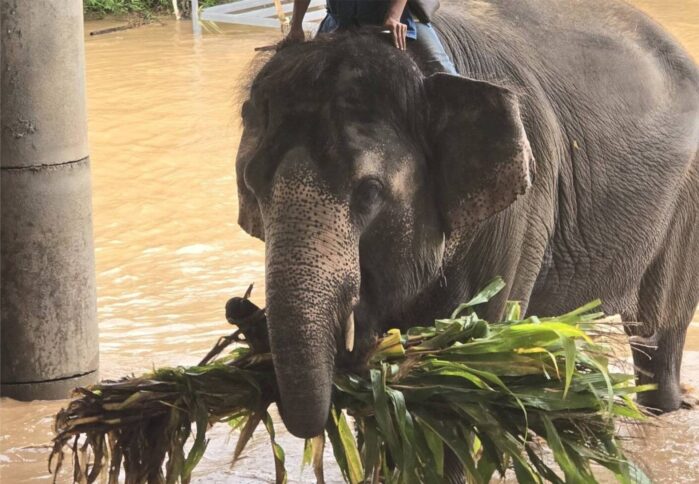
[345,312,355,352]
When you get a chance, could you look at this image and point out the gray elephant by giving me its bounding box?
[235,0,699,439]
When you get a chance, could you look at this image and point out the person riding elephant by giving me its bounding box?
[285,0,458,74]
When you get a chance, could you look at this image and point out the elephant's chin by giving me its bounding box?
[276,364,333,438]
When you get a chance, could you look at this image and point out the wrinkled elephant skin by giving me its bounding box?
[235,0,699,438]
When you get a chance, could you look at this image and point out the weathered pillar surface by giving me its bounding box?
[1,0,99,400]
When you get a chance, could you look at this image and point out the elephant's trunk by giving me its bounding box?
[265,277,339,438]
[263,173,359,438]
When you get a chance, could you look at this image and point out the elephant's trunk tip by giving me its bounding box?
[275,363,334,439]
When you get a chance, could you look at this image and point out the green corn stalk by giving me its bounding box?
[50,277,652,484]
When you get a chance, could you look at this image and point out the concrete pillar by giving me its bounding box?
[1,0,98,399]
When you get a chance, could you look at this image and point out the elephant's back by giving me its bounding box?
[437,0,698,95]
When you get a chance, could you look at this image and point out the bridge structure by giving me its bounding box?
[190,0,327,33]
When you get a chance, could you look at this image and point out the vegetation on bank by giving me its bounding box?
[50,279,652,483]
[84,0,225,17]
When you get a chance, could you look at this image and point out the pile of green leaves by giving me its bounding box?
[51,278,651,484]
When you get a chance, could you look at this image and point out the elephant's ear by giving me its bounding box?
[236,128,265,241]
[425,73,534,234]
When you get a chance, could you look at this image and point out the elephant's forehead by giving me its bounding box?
[343,122,413,162]
[344,122,392,155]
[267,120,418,202]
[344,123,420,200]
[265,62,398,112]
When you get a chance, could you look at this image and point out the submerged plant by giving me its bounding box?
[50,278,652,483]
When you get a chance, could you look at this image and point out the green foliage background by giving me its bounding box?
[83,0,225,15]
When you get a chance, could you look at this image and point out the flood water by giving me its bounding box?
[1,1,698,482]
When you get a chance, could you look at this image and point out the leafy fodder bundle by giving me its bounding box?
[50,278,652,483]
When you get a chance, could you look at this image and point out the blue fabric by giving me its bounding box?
[319,0,417,39]
[318,0,458,74]
[316,1,458,74]
[414,22,458,74]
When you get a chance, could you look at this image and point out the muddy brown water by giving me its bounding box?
[1,1,698,482]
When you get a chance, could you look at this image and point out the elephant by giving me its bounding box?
[235,0,699,440]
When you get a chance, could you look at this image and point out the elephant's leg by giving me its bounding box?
[628,199,698,412]
[631,307,695,414]
[630,324,691,412]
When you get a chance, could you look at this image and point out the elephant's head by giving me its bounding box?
[236,33,533,438]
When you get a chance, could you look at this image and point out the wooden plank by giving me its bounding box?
[272,0,287,24]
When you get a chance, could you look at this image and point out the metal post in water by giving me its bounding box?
[0,0,99,399]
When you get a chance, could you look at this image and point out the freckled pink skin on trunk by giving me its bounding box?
[263,161,360,438]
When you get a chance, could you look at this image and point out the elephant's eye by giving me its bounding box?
[353,178,384,213]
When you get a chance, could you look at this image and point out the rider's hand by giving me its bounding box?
[383,16,407,50]
[284,24,305,44]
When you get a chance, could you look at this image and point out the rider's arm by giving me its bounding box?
[287,0,311,42]
[383,0,408,50]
